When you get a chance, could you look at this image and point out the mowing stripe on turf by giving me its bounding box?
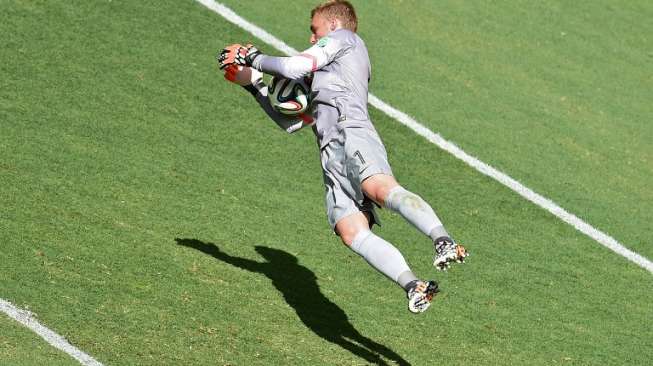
[195,0,653,274]
[0,299,104,366]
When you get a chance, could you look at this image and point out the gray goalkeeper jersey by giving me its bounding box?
[253,29,376,148]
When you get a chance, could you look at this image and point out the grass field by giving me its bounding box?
[1,0,651,365]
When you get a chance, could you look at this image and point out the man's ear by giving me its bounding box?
[330,19,338,31]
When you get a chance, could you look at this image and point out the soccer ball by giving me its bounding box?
[267,76,311,115]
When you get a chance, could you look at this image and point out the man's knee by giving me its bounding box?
[361,174,399,206]
[339,230,357,246]
[338,224,364,247]
[335,212,371,246]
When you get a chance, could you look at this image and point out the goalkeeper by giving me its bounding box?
[218,0,468,314]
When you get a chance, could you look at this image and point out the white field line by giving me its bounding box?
[0,298,104,366]
[198,0,653,274]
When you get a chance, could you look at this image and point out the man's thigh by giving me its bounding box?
[343,127,393,185]
[321,137,380,230]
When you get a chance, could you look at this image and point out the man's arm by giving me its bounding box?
[219,37,350,79]
[251,37,348,79]
[243,78,313,134]
[223,65,312,134]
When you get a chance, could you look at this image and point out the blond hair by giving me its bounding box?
[311,0,358,32]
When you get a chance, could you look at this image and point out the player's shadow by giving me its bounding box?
[175,238,410,366]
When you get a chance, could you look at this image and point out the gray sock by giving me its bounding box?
[429,226,449,242]
[350,230,418,289]
[385,186,449,241]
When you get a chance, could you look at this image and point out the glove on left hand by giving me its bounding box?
[217,44,261,69]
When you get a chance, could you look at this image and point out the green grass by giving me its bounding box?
[218,0,653,259]
[0,315,79,366]
[1,0,651,365]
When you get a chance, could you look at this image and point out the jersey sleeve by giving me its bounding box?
[251,35,351,79]
[243,81,314,134]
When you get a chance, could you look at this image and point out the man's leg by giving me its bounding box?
[361,174,449,239]
[336,212,438,313]
[361,174,468,270]
[336,212,418,289]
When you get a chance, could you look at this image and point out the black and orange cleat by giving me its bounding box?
[433,236,469,271]
[406,280,440,313]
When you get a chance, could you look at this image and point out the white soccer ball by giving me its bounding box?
[267,76,311,115]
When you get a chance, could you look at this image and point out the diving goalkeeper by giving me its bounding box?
[218,0,468,313]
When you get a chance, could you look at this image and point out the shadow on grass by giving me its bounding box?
[175,238,410,366]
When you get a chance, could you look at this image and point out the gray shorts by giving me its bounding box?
[320,124,393,230]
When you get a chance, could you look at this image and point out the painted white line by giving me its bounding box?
[196,0,653,274]
[0,298,105,366]
[368,95,653,274]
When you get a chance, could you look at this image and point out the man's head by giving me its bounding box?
[310,0,358,44]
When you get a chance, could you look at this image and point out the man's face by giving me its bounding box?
[310,14,334,44]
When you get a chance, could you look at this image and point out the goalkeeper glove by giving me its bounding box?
[217,44,261,69]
